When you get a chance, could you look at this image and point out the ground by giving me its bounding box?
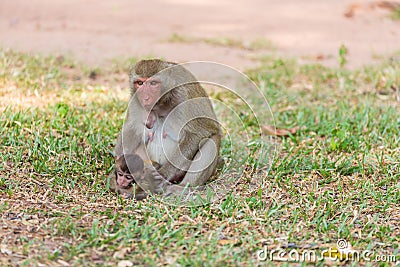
[0,0,400,69]
[0,1,400,267]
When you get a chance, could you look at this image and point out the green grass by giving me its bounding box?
[390,8,400,20]
[1,49,399,266]
[166,33,275,51]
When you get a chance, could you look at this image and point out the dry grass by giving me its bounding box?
[1,49,399,266]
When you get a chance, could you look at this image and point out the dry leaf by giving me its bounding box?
[113,247,130,259]
[57,259,70,267]
[117,260,133,267]
[0,244,12,255]
[344,3,361,18]
[262,125,305,136]
[376,1,400,10]
[218,239,239,245]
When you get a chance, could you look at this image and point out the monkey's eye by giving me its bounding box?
[149,80,160,86]
[134,80,144,86]
[117,171,123,176]
[125,175,134,180]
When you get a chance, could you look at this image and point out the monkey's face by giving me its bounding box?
[133,77,161,111]
[116,170,135,189]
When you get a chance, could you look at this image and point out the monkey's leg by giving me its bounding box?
[165,135,219,195]
[135,192,148,200]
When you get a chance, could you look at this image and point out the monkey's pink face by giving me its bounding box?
[116,171,134,189]
[134,77,161,111]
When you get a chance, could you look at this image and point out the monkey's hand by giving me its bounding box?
[157,155,189,182]
[151,168,171,194]
[165,184,186,196]
[108,172,117,192]
[121,192,134,199]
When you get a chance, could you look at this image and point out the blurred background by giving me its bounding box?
[1,0,400,70]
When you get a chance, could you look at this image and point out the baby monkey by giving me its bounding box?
[109,153,164,200]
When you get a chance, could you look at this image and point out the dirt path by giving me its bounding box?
[0,0,399,70]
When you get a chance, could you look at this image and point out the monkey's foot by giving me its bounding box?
[150,169,171,194]
[164,184,193,197]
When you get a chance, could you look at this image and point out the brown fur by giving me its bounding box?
[109,154,162,200]
[113,59,222,197]
[116,153,144,174]
[132,59,174,78]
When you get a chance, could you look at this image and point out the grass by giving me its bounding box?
[165,33,275,51]
[1,48,399,266]
[390,8,400,20]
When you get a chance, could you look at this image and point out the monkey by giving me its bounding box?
[109,153,145,199]
[109,153,163,200]
[113,59,222,197]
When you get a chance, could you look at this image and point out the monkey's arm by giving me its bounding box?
[114,98,146,158]
[114,130,143,158]
[108,172,118,192]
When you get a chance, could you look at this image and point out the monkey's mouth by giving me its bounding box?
[120,184,133,190]
[143,104,153,111]
[139,99,152,110]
